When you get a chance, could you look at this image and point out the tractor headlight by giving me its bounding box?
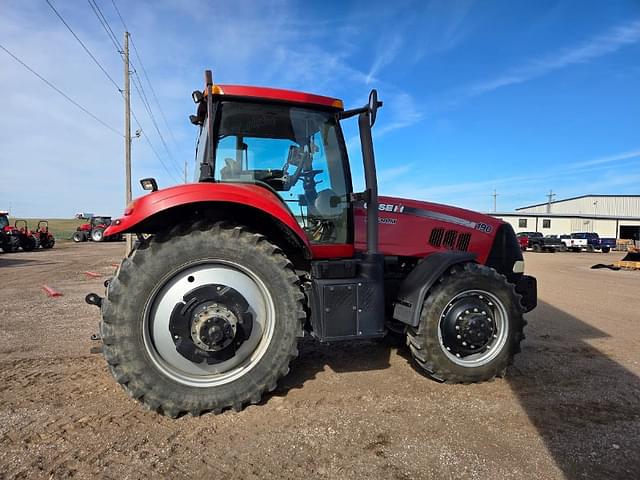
[513,260,525,273]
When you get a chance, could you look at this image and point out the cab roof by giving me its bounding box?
[207,84,344,111]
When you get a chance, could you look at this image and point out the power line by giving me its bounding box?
[45,0,121,93]
[86,0,182,181]
[87,0,122,53]
[110,0,179,147]
[0,43,122,136]
[130,71,182,177]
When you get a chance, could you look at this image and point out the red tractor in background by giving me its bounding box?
[87,71,537,417]
[33,221,56,249]
[0,211,20,252]
[73,215,120,242]
[13,220,40,251]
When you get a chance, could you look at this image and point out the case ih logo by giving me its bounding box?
[379,203,404,213]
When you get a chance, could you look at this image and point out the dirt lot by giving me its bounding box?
[0,244,638,479]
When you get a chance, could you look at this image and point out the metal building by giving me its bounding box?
[491,195,640,241]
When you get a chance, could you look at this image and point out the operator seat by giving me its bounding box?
[220,157,242,180]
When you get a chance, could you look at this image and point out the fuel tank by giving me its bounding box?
[354,196,504,263]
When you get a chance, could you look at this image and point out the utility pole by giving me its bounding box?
[184,160,188,183]
[124,31,133,254]
[492,189,498,213]
[546,189,555,214]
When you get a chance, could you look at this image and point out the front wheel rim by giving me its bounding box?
[438,289,509,367]
[142,260,275,388]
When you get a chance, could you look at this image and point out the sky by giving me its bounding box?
[1,0,639,217]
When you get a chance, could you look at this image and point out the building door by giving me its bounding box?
[619,225,640,241]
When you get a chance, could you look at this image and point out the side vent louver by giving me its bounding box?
[443,229,457,249]
[429,228,445,247]
[429,228,472,252]
[456,233,471,252]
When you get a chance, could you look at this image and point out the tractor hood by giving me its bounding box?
[355,195,504,262]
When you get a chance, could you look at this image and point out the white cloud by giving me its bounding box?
[366,34,403,84]
[379,148,640,211]
[466,19,640,98]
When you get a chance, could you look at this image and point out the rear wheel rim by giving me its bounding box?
[142,260,275,387]
[438,289,509,367]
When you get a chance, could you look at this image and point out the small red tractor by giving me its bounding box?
[87,71,537,417]
[73,215,117,242]
[14,220,40,251]
[0,211,20,252]
[33,221,56,249]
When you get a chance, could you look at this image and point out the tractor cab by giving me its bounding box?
[191,85,355,245]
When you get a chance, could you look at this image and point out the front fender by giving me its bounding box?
[105,182,311,251]
[392,252,477,327]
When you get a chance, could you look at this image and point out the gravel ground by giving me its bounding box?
[0,243,638,479]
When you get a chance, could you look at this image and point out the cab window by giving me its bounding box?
[213,102,351,244]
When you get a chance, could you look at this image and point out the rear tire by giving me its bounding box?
[532,243,541,253]
[21,236,37,251]
[406,263,525,383]
[100,221,305,416]
[602,247,610,253]
[73,231,86,242]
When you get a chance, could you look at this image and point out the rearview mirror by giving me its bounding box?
[368,89,383,127]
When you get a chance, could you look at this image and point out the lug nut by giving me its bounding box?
[456,334,461,339]
[462,341,467,346]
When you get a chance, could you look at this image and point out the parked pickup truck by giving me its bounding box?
[517,232,564,252]
[560,232,611,253]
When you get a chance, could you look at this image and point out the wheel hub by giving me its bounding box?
[191,304,238,351]
[168,283,253,364]
[440,295,497,357]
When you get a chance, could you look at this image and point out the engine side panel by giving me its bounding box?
[354,196,503,264]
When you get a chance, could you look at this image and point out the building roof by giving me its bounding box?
[515,194,640,211]
[207,84,344,110]
[491,212,640,221]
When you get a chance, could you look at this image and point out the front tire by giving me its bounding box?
[100,221,305,416]
[407,263,525,383]
[91,228,105,242]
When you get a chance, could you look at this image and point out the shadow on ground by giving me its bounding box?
[507,301,640,479]
[273,301,640,478]
[0,257,42,267]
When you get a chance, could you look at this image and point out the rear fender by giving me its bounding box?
[104,183,312,258]
[392,252,476,327]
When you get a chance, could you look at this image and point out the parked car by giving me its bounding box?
[518,235,529,251]
[517,232,563,252]
[561,232,610,253]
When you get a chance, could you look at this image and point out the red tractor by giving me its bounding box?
[73,215,115,242]
[0,211,20,253]
[33,220,56,249]
[14,220,40,251]
[87,71,537,417]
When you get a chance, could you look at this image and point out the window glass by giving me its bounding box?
[542,219,551,228]
[518,219,527,228]
[214,102,350,244]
